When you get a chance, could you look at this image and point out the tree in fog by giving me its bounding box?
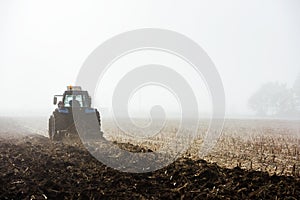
[293,73,300,112]
[248,82,294,117]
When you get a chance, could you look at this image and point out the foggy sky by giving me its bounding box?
[0,0,299,117]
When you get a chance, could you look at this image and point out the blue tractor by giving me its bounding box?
[48,86,102,141]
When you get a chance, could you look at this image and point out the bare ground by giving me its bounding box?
[1,132,300,199]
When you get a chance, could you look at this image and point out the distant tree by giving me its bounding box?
[248,82,294,117]
[293,73,300,112]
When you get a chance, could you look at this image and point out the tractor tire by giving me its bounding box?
[96,109,101,126]
[52,111,67,141]
[49,115,62,141]
[48,116,54,140]
[96,110,104,138]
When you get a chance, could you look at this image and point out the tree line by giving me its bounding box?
[248,74,300,119]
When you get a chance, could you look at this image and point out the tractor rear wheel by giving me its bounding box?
[48,116,55,140]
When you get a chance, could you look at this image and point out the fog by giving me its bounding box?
[0,0,300,119]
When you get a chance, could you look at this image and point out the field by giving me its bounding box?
[103,119,300,176]
[0,117,299,199]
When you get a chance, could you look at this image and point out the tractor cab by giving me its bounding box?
[53,86,91,108]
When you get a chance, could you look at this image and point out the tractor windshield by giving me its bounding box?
[63,94,89,107]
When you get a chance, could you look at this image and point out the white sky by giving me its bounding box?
[0,0,299,117]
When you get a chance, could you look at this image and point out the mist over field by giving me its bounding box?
[0,0,300,120]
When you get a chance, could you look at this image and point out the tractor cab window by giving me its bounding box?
[64,94,89,107]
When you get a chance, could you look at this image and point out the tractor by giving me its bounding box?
[48,86,102,141]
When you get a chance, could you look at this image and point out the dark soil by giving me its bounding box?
[0,134,299,200]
